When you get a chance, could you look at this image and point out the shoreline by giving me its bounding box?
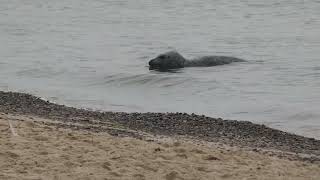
[1,91,320,156]
[1,90,320,179]
[1,91,319,157]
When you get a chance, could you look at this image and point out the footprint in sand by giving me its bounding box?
[164,171,179,180]
[133,174,146,180]
[203,155,220,161]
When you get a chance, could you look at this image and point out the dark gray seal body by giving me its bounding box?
[149,51,245,70]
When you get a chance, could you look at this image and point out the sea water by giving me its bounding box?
[1,0,320,138]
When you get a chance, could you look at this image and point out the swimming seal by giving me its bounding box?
[148,51,245,70]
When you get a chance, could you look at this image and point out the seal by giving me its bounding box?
[148,51,245,70]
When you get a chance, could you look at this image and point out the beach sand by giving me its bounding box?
[1,113,319,180]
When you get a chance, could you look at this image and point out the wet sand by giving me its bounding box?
[1,91,320,179]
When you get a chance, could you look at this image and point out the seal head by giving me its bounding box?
[149,51,186,70]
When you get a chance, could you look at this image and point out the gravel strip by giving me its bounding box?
[1,91,319,158]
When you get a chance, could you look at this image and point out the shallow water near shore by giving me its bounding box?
[1,0,320,138]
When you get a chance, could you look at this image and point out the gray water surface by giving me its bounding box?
[1,0,320,138]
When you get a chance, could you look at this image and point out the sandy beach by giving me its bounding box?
[1,91,320,179]
[1,113,320,180]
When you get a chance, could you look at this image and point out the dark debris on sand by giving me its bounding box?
[1,91,319,158]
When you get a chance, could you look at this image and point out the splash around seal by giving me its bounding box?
[149,51,245,71]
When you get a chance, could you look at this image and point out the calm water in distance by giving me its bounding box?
[1,0,320,138]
